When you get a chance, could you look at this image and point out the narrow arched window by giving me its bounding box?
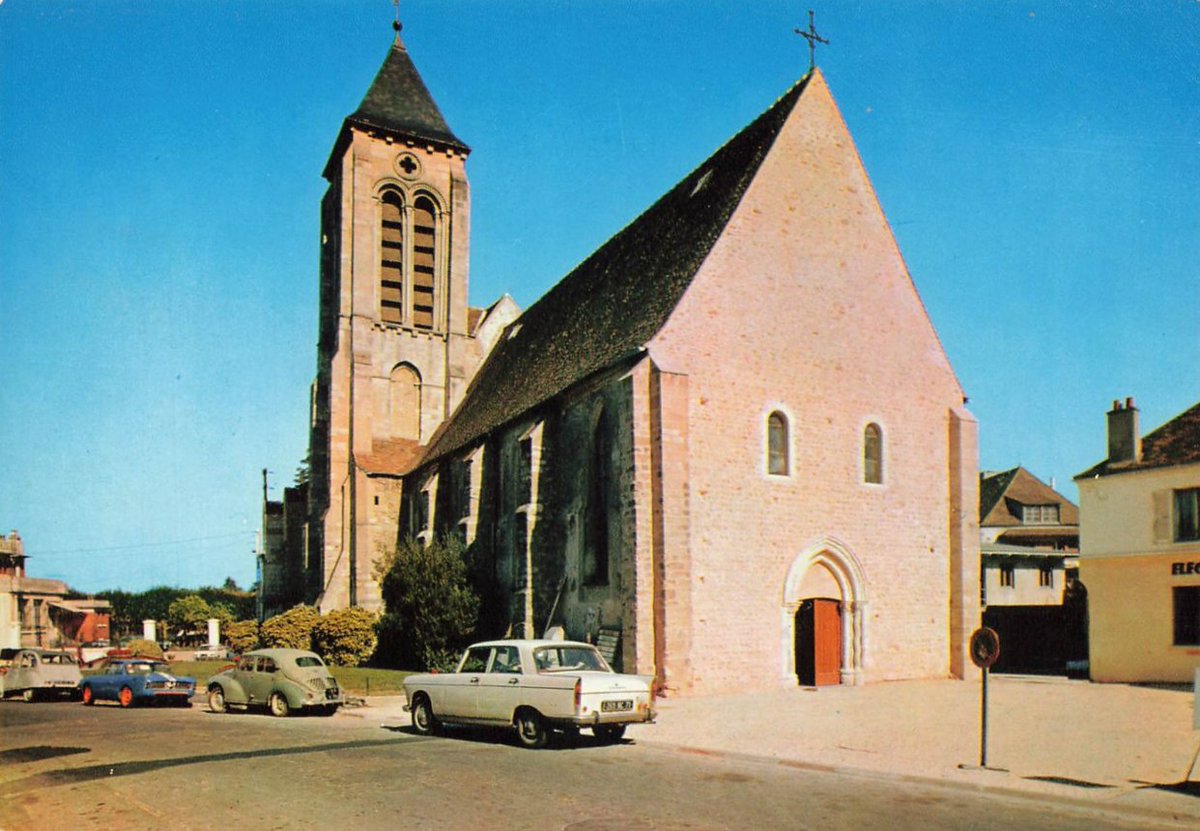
[380,191,405,324]
[864,423,883,484]
[585,413,610,585]
[389,364,421,441]
[411,195,437,330]
[767,411,789,476]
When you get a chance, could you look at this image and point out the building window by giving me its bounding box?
[1173,586,1200,646]
[415,489,431,544]
[863,423,883,484]
[411,195,437,330]
[1176,488,1200,542]
[585,414,610,585]
[767,411,789,476]
[380,190,405,324]
[999,564,1015,588]
[1022,504,1061,525]
[389,363,421,441]
[518,437,533,504]
[1038,566,1054,587]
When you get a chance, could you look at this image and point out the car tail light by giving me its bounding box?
[574,678,582,712]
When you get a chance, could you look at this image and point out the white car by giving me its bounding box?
[402,639,655,748]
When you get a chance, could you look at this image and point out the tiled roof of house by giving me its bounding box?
[1076,400,1200,478]
[356,438,425,477]
[980,466,1079,527]
[348,40,467,152]
[419,74,814,465]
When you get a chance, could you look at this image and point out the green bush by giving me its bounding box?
[375,535,479,670]
[123,639,164,659]
[260,605,320,650]
[224,619,260,653]
[312,607,378,667]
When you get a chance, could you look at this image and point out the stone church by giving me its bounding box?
[304,31,980,694]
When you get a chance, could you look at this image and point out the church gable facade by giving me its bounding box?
[393,67,979,694]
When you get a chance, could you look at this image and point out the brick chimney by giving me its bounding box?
[1107,397,1142,465]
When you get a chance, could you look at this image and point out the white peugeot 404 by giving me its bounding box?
[403,639,655,748]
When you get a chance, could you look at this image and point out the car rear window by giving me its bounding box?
[294,656,325,668]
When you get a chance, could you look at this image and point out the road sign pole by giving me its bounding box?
[980,665,988,768]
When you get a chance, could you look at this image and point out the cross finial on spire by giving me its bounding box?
[794,10,829,73]
[393,0,403,44]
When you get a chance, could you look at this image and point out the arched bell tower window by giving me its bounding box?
[863,423,883,484]
[767,411,790,476]
[389,363,421,441]
[379,190,405,324]
[411,195,437,330]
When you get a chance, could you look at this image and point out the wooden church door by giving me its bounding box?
[795,598,842,686]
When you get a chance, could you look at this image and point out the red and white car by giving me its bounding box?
[403,639,655,748]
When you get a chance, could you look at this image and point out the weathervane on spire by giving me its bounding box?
[794,10,829,72]
[393,0,403,44]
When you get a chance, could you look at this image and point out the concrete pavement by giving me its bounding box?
[350,673,1200,824]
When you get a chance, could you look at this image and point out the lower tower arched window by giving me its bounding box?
[380,191,405,324]
[389,363,421,441]
[411,195,437,330]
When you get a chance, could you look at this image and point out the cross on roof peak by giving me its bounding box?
[794,10,829,73]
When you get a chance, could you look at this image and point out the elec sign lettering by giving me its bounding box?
[1171,562,1200,576]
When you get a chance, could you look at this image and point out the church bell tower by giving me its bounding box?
[308,23,474,611]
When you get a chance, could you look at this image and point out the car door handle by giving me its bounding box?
[469,677,480,684]
[508,678,519,685]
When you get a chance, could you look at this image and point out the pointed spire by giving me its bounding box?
[347,27,468,153]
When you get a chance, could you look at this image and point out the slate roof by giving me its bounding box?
[1076,400,1200,478]
[349,39,468,152]
[420,74,813,465]
[980,466,1079,528]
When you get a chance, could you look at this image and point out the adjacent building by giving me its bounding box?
[979,467,1084,674]
[300,30,980,694]
[1076,398,1200,683]
[1,531,111,650]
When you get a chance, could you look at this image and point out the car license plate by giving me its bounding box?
[601,699,632,713]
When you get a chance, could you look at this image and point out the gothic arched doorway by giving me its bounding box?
[782,538,868,686]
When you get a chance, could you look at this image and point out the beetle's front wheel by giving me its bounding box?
[208,686,227,714]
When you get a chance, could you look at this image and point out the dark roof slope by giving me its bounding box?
[1077,400,1200,478]
[980,466,1078,527]
[421,75,812,464]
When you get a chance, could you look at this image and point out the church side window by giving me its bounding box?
[379,190,405,324]
[585,414,610,585]
[863,423,883,484]
[767,412,789,476]
[411,195,437,330]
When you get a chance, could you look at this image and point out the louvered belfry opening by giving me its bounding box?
[412,195,437,329]
[380,190,405,324]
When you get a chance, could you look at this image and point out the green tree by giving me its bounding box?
[224,620,260,653]
[312,607,378,666]
[375,535,479,670]
[167,595,213,633]
[260,605,320,650]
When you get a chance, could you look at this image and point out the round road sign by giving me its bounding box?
[969,626,1001,669]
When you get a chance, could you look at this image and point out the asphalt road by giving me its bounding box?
[0,698,1187,830]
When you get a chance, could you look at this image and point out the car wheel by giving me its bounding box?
[208,686,227,714]
[118,687,134,708]
[21,688,37,703]
[515,708,548,749]
[81,685,94,706]
[268,692,290,718]
[594,724,626,744]
[411,695,440,736]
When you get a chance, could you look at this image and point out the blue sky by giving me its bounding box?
[1,1,1197,594]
